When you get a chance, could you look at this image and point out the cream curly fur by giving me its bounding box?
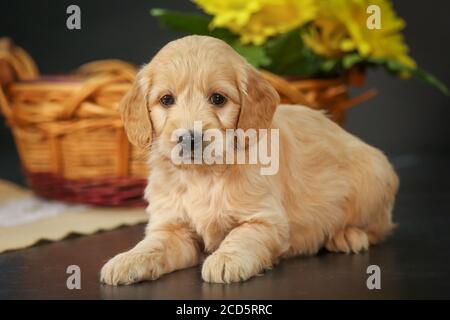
[100,36,398,285]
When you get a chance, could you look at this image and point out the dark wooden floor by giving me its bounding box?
[0,154,449,299]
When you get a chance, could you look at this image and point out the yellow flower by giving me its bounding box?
[303,18,349,58]
[303,0,416,68]
[194,0,317,45]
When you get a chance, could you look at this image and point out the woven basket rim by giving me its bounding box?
[13,75,84,83]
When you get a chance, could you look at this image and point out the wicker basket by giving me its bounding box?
[0,38,375,207]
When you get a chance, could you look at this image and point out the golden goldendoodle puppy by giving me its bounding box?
[101,35,398,285]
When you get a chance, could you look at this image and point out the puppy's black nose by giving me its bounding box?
[177,132,188,144]
[178,130,202,151]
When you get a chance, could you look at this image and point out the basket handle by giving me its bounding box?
[60,73,134,119]
[332,88,377,113]
[77,59,137,78]
[0,38,39,120]
[260,70,311,105]
[59,60,137,119]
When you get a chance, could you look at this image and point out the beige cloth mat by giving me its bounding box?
[0,179,148,253]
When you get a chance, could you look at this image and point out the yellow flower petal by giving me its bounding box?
[302,0,415,66]
[194,0,317,45]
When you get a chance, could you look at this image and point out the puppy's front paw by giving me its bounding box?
[100,250,163,286]
[202,252,258,283]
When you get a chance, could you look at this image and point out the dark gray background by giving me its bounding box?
[0,0,449,182]
[1,1,450,300]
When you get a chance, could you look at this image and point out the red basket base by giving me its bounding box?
[24,171,148,208]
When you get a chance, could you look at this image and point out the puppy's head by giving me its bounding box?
[119,35,279,166]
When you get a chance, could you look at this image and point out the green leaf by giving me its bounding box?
[320,59,339,72]
[231,42,271,68]
[150,8,211,35]
[411,68,449,96]
[342,53,364,69]
[150,9,237,43]
[263,29,326,77]
[366,57,449,96]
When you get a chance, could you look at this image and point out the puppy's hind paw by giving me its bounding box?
[326,227,369,254]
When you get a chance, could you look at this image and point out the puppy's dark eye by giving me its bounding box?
[160,94,175,106]
[209,93,226,106]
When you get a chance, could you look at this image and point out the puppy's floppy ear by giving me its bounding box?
[237,65,280,130]
[119,67,152,150]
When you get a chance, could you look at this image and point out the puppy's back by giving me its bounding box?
[272,104,398,241]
